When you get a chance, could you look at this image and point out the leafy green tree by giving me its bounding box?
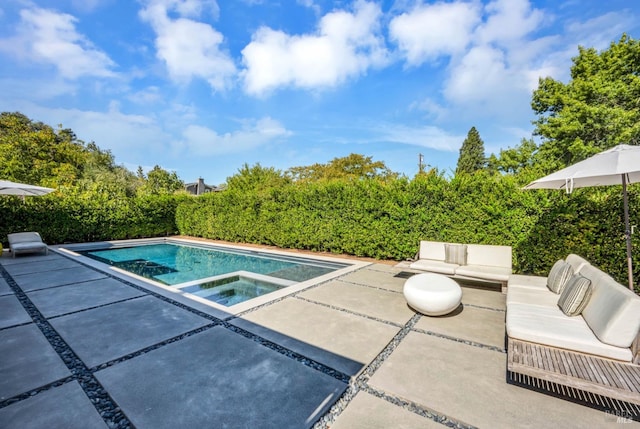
[487,138,538,175]
[0,112,85,186]
[287,153,398,182]
[226,163,290,192]
[138,165,184,195]
[455,127,486,175]
[531,34,640,171]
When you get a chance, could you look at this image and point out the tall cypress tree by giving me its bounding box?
[455,126,486,175]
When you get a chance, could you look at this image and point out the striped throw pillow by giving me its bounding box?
[558,274,592,316]
[444,244,467,265]
[547,260,574,294]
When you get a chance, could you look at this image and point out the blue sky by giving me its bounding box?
[0,0,638,185]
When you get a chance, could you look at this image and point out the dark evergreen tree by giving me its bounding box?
[455,126,486,175]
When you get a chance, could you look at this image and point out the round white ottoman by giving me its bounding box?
[403,273,462,316]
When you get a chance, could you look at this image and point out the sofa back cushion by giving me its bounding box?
[547,260,574,294]
[419,241,447,261]
[466,244,512,268]
[581,265,640,348]
[565,254,590,273]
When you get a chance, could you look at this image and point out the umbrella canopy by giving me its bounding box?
[0,180,55,197]
[525,144,640,291]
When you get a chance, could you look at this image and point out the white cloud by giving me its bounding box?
[376,123,463,152]
[241,0,388,95]
[0,7,116,79]
[140,0,235,91]
[389,1,481,66]
[475,0,544,47]
[178,117,292,155]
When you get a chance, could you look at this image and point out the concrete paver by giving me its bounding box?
[95,326,347,429]
[340,267,407,293]
[460,285,507,310]
[299,280,414,325]
[50,295,211,368]
[232,297,401,376]
[415,305,506,349]
[27,277,146,318]
[0,324,70,401]
[0,295,31,329]
[12,266,108,292]
[331,391,445,429]
[369,331,620,428]
[0,382,107,429]
[3,257,78,276]
[0,278,11,296]
[0,253,61,266]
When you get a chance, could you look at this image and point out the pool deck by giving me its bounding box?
[0,248,636,428]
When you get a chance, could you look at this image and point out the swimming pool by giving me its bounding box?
[80,242,349,307]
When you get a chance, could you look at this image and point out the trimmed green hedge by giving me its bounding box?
[1,174,637,290]
[0,192,186,246]
[176,174,639,288]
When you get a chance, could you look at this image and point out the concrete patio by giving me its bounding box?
[0,249,635,428]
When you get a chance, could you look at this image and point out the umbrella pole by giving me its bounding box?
[623,174,635,291]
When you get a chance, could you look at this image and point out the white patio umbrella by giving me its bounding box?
[524,144,640,290]
[0,180,55,197]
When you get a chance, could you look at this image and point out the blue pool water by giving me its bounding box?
[82,243,347,306]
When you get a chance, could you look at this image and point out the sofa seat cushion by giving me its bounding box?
[409,260,458,275]
[581,265,640,348]
[506,287,559,307]
[507,303,633,361]
[454,265,511,282]
[507,274,548,291]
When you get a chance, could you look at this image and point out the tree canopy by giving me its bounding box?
[531,34,640,171]
[0,111,183,197]
[287,153,398,183]
[455,127,486,175]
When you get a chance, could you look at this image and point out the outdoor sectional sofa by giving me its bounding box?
[506,254,640,406]
[409,241,512,291]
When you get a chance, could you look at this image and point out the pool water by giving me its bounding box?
[82,243,346,307]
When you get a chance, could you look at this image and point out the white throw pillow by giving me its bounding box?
[558,274,592,316]
[444,244,467,265]
[547,260,574,294]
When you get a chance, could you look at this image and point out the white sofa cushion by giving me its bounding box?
[547,260,574,294]
[508,274,548,291]
[557,273,592,316]
[565,254,590,273]
[409,259,458,275]
[455,265,511,282]
[466,244,512,269]
[418,241,447,261]
[506,287,559,307]
[581,265,640,348]
[507,303,633,361]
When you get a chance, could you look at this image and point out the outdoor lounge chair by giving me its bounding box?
[7,232,48,258]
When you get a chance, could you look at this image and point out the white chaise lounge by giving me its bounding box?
[7,232,48,258]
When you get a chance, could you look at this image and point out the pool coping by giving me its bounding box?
[51,237,370,318]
